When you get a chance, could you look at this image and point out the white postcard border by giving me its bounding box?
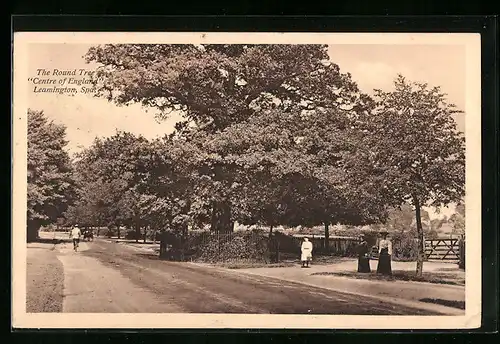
[12,32,482,329]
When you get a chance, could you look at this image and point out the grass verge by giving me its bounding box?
[190,255,349,269]
[217,261,297,269]
[311,270,465,286]
[26,246,64,312]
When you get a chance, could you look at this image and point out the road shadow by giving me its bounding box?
[435,267,461,272]
[29,238,65,245]
[135,253,160,260]
[311,270,465,286]
[419,298,465,310]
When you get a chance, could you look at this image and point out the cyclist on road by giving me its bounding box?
[70,224,82,251]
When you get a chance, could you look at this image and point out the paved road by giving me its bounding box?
[61,239,440,315]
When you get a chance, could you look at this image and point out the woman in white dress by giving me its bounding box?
[301,237,313,268]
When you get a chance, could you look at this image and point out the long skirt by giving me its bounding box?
[358,256,371,273]
[301,251,312,261]
[377,250,392,275]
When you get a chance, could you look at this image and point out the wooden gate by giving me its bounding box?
[425,238,461,262]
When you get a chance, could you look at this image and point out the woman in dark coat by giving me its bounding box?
[376,231,392,275]
[357,234,371,273]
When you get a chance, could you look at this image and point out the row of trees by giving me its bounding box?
[27,44,465,275]
[27,110,76,242]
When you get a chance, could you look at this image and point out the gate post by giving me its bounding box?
[458,237,465,270]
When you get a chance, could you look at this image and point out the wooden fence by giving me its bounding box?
[159,231,360,262]
[425,238,463,262]
[285,236,359,256]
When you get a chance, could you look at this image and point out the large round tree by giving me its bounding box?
[84,44,374,233]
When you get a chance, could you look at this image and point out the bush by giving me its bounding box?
[97,227,109,237]
[104,227,115,238]
[125,230,141,240]
[391,231,418,261]
[196,233,269,263]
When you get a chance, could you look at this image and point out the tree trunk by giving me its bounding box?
[210,201,233,233]
[143,225,147,244]
[135,222,140,243]
[117,224,121,239]
[413,195,425,276]
[27,220,40,243]
[324,222,330,253]
[268,225,275,263]
[210,204,217,232]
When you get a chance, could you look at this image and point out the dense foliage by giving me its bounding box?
[27,109,75,241]
[347,75,465,275]
[27,45,466,275]
[83,44,380,235]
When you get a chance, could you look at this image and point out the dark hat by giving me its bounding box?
[379,230,389,235]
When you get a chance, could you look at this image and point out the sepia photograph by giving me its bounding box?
[12,32,481,329]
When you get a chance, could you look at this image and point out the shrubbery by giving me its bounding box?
[159,229,434,263]
[194,233,269,263]
[104,227,115,238]
[391,231,418,261]
[125,230,141,240]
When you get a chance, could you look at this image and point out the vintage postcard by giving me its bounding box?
[12,32,481,329]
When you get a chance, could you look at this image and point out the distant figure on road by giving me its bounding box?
[357,234,371,273]
[301,237,313,268]
[83,229,94,241]
[377,231,392,275]
[70,224,82,251]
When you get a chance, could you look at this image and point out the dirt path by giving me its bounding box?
[56,241,183,313]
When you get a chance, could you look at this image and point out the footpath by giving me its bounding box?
[231,262,465,315]
[29,233,175,313]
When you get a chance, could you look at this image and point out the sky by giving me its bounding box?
[26,43,467,219]
[329,44,466,114]
[27,44,183,153]
[27,43,466,153]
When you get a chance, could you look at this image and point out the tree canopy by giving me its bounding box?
[349,75,465,275]
[84,44,382,234]
[27,109,75,241]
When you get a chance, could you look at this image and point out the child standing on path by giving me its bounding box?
[301,237,313,268]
